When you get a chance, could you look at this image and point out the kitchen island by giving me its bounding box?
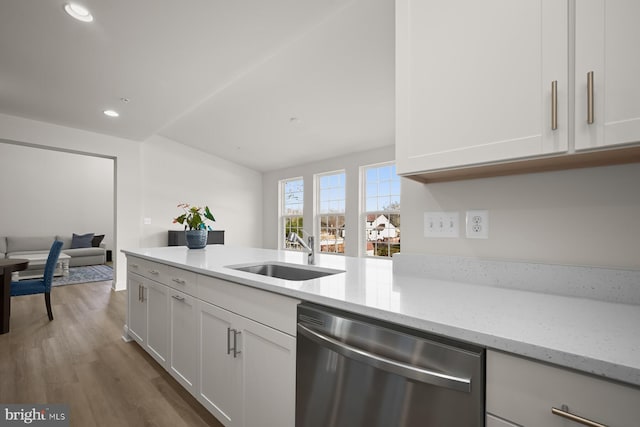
[122,245,640,426]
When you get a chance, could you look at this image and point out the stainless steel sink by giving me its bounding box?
[227,262,344,281]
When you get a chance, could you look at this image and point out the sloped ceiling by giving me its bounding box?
[0,0,394,172]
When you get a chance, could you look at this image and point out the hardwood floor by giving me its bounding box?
[0,281,224,427]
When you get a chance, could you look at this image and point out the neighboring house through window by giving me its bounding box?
[316,171,346,254]
[280,177,304,250]
[363,163,400,257]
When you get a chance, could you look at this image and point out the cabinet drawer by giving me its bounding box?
[165,265,197,296]
[197,274,299,336]
[127,257,168,282]
[487,350,640,427]
[127,258,197,296]
[486,414,519,427]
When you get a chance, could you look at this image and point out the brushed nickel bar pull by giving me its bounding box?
[171,294,184,302]
[227,327,232,355]
[148,269,159,275]
[587,71,595,124]
[552,405,607,427]
[140,285,145,302]
[138,284,142,302]
[233,330,241,358]
[172,278,186,285]
[551,80,558,130]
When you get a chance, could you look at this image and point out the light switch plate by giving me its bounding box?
[424,211,459,238]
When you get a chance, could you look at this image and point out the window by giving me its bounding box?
[280,177,304,250]
[363,163,400,257]
[317,171,346,254]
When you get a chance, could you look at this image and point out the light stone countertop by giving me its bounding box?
[122,245,640,388]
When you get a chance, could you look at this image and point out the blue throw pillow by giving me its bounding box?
[71,233,95,249]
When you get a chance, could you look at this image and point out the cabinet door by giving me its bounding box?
[146,279,169,368]
[396,0,568,174]
[236,315,296,427]
[127,273,147,345]
[169,289,198,394]
[575,0,640,150]
[197,301,242,427]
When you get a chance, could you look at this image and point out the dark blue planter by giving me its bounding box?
[185,229,207,249]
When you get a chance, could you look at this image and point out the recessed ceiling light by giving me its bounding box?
[64,3,94,23]
[103,110,119,118]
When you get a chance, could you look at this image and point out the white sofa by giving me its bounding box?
[0,235,106,270]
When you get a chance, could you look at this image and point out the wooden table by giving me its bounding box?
[0,258,29,334]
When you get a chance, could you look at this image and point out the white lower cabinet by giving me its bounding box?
[126,256,299,427]
[197,300,296,427]
[236,312,296,427]
[487,349,640,427]
[145,279,169,367]
[169,288,198,394]
[127,272,169,368]
[198,301,242,425]
[127,273,147,345]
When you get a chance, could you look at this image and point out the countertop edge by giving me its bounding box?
[122,249,640,388]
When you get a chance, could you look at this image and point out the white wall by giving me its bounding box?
[0,113,267,290]
[140,135,263,248]
[401,163,640,270]
[262,145,395,256]
[0,143,114,248]
[0,113,141,290]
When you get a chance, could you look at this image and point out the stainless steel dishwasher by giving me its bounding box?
[296,303,485,427]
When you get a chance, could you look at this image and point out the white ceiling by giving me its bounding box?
[0,0,394,172]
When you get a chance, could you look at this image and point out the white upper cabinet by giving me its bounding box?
[396,0,568,175]
[574,0,640,150]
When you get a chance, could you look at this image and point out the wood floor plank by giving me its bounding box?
[0,281,224,427]
[46,381,98,427]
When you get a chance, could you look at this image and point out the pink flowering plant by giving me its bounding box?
[173,203,216,230]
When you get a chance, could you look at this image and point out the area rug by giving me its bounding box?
[52,265,113,287]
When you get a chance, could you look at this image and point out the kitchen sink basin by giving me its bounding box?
[227,262,344,281]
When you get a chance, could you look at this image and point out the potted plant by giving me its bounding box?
[173,203,216,249]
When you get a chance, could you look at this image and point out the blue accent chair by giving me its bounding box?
[10,240,64,321]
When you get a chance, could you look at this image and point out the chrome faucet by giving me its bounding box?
[287,230,315,265]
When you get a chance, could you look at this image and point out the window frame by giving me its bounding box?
[315,170,346,255]
[360,162,401,258]
[279,177,305,251]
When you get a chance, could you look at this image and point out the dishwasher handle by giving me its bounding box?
[297,323,472,393]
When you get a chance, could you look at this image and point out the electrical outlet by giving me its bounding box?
[466,210,489,239]
[424,211,459,238]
